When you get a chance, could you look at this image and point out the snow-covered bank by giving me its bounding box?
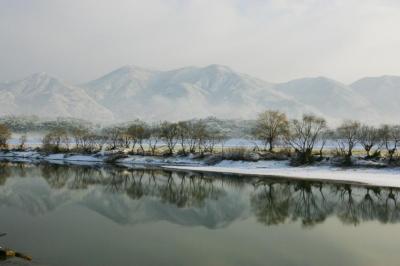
[0,150,203,166]
[163,160,400,188]
[1,150,400,188]
[116,155,202,166]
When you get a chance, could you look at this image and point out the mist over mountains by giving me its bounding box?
[0,64,397,125]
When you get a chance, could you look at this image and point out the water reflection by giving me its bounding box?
[252,181,399,226]
[0,162,400,228]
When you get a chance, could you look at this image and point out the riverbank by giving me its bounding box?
[0,150,203,166]
[1,149,400,188]
[164,161,400,188]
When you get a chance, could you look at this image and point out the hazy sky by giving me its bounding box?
[1,0,399,84]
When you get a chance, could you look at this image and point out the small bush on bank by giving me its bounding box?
[68,147,99,154]
[329,148,354,166]
[386,154,400,166]
[336,156,353,167]
[258,148,291,161]
[40,144,69,154]
[222,148,259,161]
[365,150,381,160]
[289,152,316,166]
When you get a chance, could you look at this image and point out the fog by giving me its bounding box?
[1,0,400,83]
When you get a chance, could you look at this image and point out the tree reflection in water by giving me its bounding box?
[1,162,400,227]
[251,180,400,227]
[0,162,11,186]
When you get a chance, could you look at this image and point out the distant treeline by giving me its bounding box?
[0,115,99,133]
[0,115,255,138]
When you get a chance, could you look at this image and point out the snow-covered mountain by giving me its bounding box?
[0,65,398,124]
[351,75,400,122]
[83,65,158,109]
[0,72,114,121]
[82,64,318,121]
[275,77,382,124]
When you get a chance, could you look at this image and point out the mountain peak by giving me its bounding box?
[379,75,400,79]
[30,71,51,78]
[26,72,62,83]
[115,65,154,73]
[89,65,157,84]
[283,76,348,89]
[351,75,400,91]
[295,76,338,83]
[203,64,232,73]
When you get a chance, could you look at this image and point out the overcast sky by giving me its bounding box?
[1,0,399,84]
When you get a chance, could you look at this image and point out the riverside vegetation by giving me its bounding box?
[1,110,400,167]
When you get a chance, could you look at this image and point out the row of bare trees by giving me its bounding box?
[253,110,400,164]
[40,120,227,155]
[2,110,400,165]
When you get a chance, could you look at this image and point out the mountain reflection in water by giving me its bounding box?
[0,162,399,228]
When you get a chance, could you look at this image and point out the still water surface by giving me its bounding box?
[0,162,400,266]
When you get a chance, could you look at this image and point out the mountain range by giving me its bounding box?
[0,64,398,125]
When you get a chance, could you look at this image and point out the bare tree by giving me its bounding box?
[71,128,91,149]
[18,134,27,150]
[285,114,327,164]
[42,128,69,152]
[318,129,333,158]
[358,125,381,157]
[190,121,207,153]
[160,122,179,155]
[148,124,161,155]
[380,125,400,162]
[335,120,361,159]
[194,121,209,154]
[253,110,288,152]
[127,122,148,153]
[137,126,150,154]
[177,121,190,155]
[121,128,131,148]
[93,133,108,151]
[186,123,198,153]
[103,127,124,150]
[0,124,11,149]
[72,130,103,153]
[204,127,227,153]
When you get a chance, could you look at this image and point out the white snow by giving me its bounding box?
[44,154,66,160]
[116,155,202,166]
[163,160,400,188]
[64,155,103,162]
[0,151,41,159]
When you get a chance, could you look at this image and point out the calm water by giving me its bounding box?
[0,162,400,266]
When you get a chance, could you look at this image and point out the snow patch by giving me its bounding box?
[163,162,400,188]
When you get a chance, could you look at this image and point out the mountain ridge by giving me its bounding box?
[1,65,399,124]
